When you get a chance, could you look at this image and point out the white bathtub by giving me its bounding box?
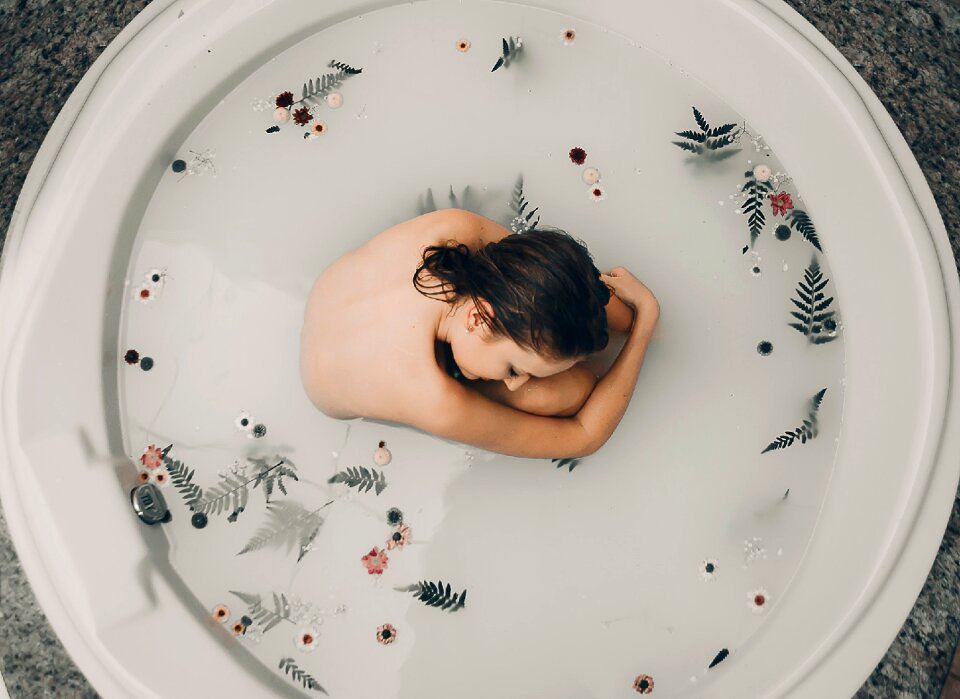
[0,0,958,697]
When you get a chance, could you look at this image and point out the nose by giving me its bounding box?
[504,375,531,391]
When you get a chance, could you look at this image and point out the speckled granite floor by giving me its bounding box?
[0,0,958,697]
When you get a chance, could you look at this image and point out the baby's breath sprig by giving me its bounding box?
[492,36,523,71]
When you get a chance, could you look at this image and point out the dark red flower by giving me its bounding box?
[124,349,140,364]
[275,91,294,108]
[768,191,794,216]
[569,147,587,164]
[293,107,312,126]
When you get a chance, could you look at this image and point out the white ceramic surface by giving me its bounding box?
[0,0,957,698]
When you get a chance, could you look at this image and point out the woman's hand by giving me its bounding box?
[600,267,660,329]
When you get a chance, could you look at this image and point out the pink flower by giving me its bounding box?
[361,546,389,575]
[386,524,411,550]
[140,444,163,470]
[768,192,794,216]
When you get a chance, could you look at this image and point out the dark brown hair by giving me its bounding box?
[413,226,610,359]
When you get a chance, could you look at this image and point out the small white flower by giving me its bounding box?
[274,106,290,123]
[235,411,254,432]
[588,184,605,201]
[699,558,719,581]
[294,626,321,652]
[325,92,343,108]
[134,284,154,304]
[560,28,576,45]
[582,167,601,185]
[753,164,772,181]
[748,587,771,613]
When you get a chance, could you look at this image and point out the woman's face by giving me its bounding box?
[451,304,578,390]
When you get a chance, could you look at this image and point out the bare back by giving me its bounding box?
[299,209,477,419]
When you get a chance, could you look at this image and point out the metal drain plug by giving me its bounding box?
[131,483,170,524]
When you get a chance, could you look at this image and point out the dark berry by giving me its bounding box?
[140,357,154,371]
[171,159,186,173]
[191,512,208,529]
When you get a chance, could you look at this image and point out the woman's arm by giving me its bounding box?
[606,294,635,334]
[398,378,597,458]
[571,310,656,453]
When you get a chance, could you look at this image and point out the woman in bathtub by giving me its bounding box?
[300,207,659,459]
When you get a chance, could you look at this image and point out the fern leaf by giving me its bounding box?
[397,579,467,612]
[237,501,325,556]
[279,658,328,694]
[328,466,387,495]
[787,209,822,251]
[162,456,204,509]
[328,59,362,74]
[675,129,706,142]
[492,56,504,72]
[708,123,737,137]
[692,106,710,132]
[761,389,827,453]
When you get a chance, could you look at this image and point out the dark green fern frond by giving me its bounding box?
[787,258,838,344]
[492,36,523,71]
[162,455,203,509]
[786,209,822,252]
[395,579,467,612]
[673,107,740,154]
[279,658,328,694]
[739,171,773,249]
[761,388,828,454]
[327,59,362,74]
[328,466,387,495]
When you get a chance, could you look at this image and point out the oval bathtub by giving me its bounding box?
[0,0,958,697]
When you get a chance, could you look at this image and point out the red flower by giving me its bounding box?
[568,147,587,165]
[293,107,312,126]
[140,444,163,470]
[768,191,794,216]
[361,546,389,575]
[275,91,294,108]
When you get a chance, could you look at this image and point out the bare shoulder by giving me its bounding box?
[369,372,598,459]
[373,208,511,253]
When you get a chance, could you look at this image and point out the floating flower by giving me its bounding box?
[376,623,397,645]
[140,444,163,470]
[274,106,290,123]
[249,423,267,439]
[748,587,770,613]
[295,626,321,652]
[134,284,153,304]
[568,146,587,165]
[386,524,411,550]
[753,164,772,181]
[325,92,343,108]
[560,28,576,45]
[124,349,140,365]
[588,184,605,201]
[145,268,167,287]
[361,546,389,575]
[700,558,719,580]
[292,107,312,125]
[230,621,246,635]
[768,191,793,216]
[136,471,150,483]
[235,412,253,432]
[633,674,654,694]
[456,38,471,52]
[373,441,392,466]
[275,91,294,108]
[150,470,169,486]
[311,120,328,136]
[212,605,230,623]
[386,507,404,525]
[582,167,600,184]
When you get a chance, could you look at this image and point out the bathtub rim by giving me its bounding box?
[0,0,957,698]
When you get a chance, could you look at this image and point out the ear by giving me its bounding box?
[465,299,495,333]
